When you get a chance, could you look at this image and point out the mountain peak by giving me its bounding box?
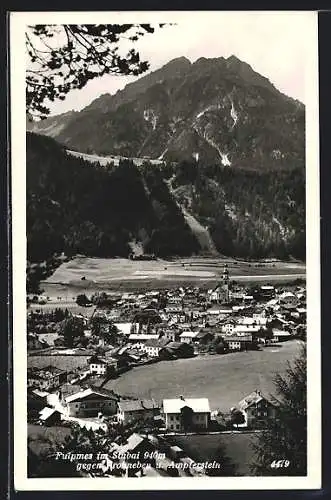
[227,54,242,63]
[226,54,251,71]
[156,56,191,75]
[29,53,304,172]
[165,56,191,66]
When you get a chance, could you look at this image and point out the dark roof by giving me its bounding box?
[145,338,170,348]
[87,385,119,399]
[118,399,159,412]
[164,341,182,350]
[195,330,214,339]
[58,384,83,397]
[28,365,66,377]
[238,390,274,410]
[89,355,107,364]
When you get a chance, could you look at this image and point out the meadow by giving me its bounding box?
[40,256,305,298]
[106,340,302,412]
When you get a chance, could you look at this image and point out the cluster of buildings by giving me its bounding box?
[28,266,306,475]
[28,376,277,434]
[28,266,306,365]
[28,266,306,405]
[93,268,305,357]
[27,266,305,477]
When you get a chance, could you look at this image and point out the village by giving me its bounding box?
[27,265,306,477]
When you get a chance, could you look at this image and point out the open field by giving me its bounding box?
[173,432,258,476]
[67,149,164,167]
[27,341,303,411]
[106,340,302,412]
[29,302,97,317]
[39,256,305,299]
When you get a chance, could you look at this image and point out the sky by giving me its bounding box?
[38,11,313,116]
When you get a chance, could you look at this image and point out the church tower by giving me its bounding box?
[221,263,230,303]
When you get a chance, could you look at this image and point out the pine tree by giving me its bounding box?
[26,24,164,118]
[251,344,307,475]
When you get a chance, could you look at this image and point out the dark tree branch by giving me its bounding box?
[26,23,164,119]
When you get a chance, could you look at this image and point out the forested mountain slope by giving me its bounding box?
[27,132,200,262]
[27,132,305,262]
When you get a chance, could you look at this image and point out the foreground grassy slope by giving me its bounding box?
[107,340,302,412]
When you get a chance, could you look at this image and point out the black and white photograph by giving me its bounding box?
[10,10,320,490]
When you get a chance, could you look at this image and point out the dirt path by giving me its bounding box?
[166,177,219,256]
[181,206,219,256]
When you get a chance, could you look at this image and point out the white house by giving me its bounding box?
[179,331,198,343]
[240,316,267,327]
[128,334,159,343]
[272,328,292,342]
[234,324,261,335]
[142,338,169,357]
[114,322,133,335]
[89,355,117,376]
[226,334,254,350]
[162,396,210,431]
[222,321,236,335]
[64,387,118,418]
[89,355,107,375]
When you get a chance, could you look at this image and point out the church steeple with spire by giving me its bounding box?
[222,263,229,284]
[220,263,230,303]
[209,263,231,304]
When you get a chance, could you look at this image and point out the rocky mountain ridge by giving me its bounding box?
[27,55,305,170]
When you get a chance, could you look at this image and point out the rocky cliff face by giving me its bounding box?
[27,55,304,171]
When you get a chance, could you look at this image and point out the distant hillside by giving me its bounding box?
[27,132,305,263]
[28,55,305,170]
[27,110,79,138]
[26,132,200,262]
[168,160,305,260]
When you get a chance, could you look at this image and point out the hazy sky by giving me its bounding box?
[44,11,313,115]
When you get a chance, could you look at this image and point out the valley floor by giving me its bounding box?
[39,256,305,299]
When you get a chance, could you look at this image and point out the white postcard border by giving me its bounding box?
[11,10,321,490]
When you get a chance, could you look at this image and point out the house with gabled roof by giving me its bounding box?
[64,386,119,418]
[88,354,118,376]
[117,399,160,425]
[179,331,198,344]
[194,330,214,345]
[39,407,62,426]
[109,433,156,476]
[162,396,210,431]
[142,338,170,358]
[238,389,277,427]
[27,365,67,391]
[159,341,194,360]
[225,334,256,351]
[221,318,237,335]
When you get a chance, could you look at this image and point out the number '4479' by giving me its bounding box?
[271,459,290,469]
